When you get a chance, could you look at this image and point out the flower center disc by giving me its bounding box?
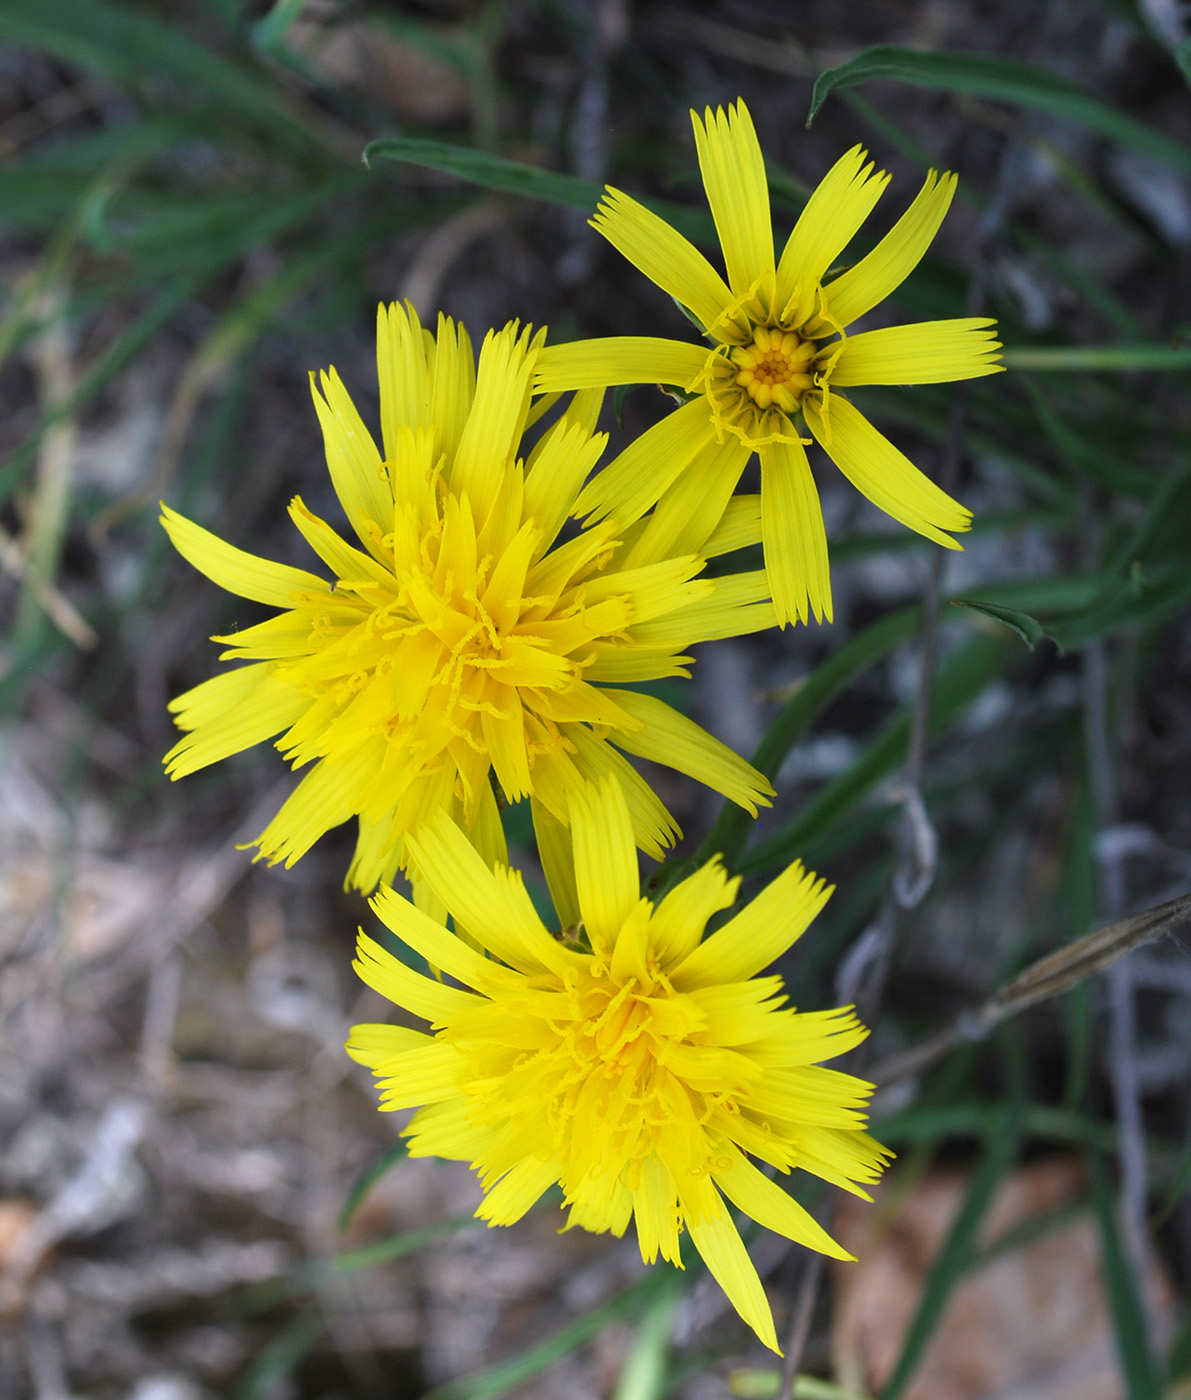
[732,326,815,413]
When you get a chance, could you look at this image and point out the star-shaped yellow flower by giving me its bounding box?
[535,99,1003,627]
[163,306,775,892]
[348,777,890,1352]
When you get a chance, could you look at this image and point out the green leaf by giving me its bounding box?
[880,1123,1020,1400]
[363,137,717,245]
[950,599,1059,652]
[338,1139,409,1232]
[1175,37,1191,88]
[1089,1153,1164,1399]
[808,47,1191,176]
[1004,345,1191,372]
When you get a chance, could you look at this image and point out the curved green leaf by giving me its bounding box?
[950,599,1058,652]
[363,137,717,245]
[808,47,1191,175]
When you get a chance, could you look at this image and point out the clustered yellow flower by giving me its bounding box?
[536,101,1002,626]
[348,779,889,1353]
[163,98,999,1352]
[163,305,773,895]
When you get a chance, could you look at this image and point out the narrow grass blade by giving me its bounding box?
[1019,379,1157,499]
[949,599,1058,652]
[1004,345,1191,372]
[739,633,1007,876]
[808,47,1191,176]
[726,1371,875,1400]
[230,1308,324,1400]
[0,271,207,509]
[337,1140,409,1232]
[696,606,923,875]
[1088,1153,1163,1400]
[363,137,717,245]
[879,1124,1019,1400]
[611,1276,680,1400]
[0,0,315,153]
[330,1213,478,1276]
[426,1272,666,1400]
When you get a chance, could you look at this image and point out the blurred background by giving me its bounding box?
[2,1,1191,1397]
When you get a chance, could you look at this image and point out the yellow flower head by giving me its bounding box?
[348,777,890,1352]
[535,99,1004,628]
[163,306,774,892]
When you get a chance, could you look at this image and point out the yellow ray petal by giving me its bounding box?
[469,770,510,873]
[592,188,732,331]
[255,737,386,867]
[832,317,1003,386]
[818,169,957,330]
[374,1042,467,1109]
[376,301,430,456]
[405,1097,495,1161]
[161,504,327,607]
[482,687,533,802]
[568,776,640,954]
[692,101,774,295]
[404,810,572,975]
[804,394,972,547]
[632,1152,682,1265]
[628,569,776,648]
[581,645,694,683]
[310,370,394,559]
[428,313,476,463]
[167,661,272,728]
[610,690,774,815]
[625,432,751,566]
[702,496,761,556]
[534,337,707,393]
[531,797,580,930]
[648,859,740,968]
[478,1155,561,1226]
[685,1206,780,1353]
[164,676,307,778]
[775,146,889,313]
[287,497,397,589]
[580,553,709,625]
[759,438,832,628]
[747,1007,869,1067]
[745,1067,872,1127]
[352,930,479,1026]
[213,610,353,662]
[563,724,680,859]
[573,399,716,526]
[451,324,536,523]
[712,1142,854,1259]
[559,385,605,432]
[369,883,513,991]
[673,860,832,990]
[345,1022,433,1068]
[523,418,606,552]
